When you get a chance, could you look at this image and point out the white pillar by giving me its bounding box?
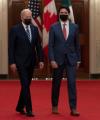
[90,0,100,74]
[0,0,8,75]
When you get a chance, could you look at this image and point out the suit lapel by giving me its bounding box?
[57,22,65,40]
[67,22,73,42]
[57,21,73,42]
[20,23,29,40]
[20,23,27,37]
[67,22,71,40]
[19,23,32,44]
[30,25,34,43]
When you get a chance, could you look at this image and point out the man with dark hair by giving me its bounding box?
[9,9,44,117]
[49,6,81,116]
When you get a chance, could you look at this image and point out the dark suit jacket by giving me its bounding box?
[48,21,81,65]
[8,23,44,67]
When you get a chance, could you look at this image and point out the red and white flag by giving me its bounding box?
[43,0,57,57]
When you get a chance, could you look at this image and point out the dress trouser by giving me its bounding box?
[52,62,77,110]
[16,65,34,112]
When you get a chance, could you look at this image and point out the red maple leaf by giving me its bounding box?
[44,0,51,6]
[43,10,58,32]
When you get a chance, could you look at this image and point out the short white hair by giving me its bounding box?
[20,8,32,17]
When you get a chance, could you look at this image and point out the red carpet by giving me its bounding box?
[0,80,100,120]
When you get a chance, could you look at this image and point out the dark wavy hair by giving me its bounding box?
[58,6,70,14]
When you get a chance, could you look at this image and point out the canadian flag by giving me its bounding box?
[43,0,57,57]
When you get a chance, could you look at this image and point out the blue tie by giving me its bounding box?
[26,26,31,42]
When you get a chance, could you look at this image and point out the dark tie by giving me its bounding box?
[26,26,31,42]
[63,24,67,40]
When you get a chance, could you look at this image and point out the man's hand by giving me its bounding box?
[76,62,80,69]
[51,61,58,69]
[10,64,17,74]
[39,62,44,69]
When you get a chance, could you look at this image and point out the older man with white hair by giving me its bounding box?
[8,9,44,117]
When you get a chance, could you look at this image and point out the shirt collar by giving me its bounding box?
[22,22,30,29]
[60,20,69,26]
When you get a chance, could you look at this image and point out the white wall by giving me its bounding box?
[90,0,100,74]
[0,0,8,74]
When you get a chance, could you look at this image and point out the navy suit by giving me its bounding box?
[48,21,81,110]
[9,23,44,112]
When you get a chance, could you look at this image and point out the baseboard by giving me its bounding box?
[0,74,8,79]
[90,74,100,79]
[0,74,100,79]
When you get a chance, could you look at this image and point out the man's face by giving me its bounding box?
[59,8,68,17]
[21,9,32,25]
[21,11,32,22]
[59,8,69,22]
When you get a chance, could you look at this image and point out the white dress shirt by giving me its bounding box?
[22,22,32,41]
[60,20,69,40]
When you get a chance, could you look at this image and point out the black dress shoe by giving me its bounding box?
[70,109,80,116]
[16,109,26,115]
[26,111,34,117]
